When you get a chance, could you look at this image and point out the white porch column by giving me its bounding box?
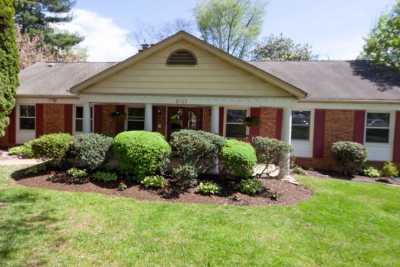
[83,103,91,133]
[145,103,153,131]
[280,107,292,178]
[211,106,220,134]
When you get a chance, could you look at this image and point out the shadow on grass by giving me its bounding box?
[0,190,64,266]
[11,162,51,180]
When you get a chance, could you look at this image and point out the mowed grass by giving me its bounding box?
[0,166,400,266]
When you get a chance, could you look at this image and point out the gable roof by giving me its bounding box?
[70,31,307,98]
[252,60,400,102]
[18,62,115,97]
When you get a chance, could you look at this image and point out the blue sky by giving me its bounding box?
[58,0,397,61]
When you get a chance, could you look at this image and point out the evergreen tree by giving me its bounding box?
[0,0,19,136]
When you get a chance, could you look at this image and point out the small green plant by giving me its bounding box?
[93,171,118,182]
[67,168,87,178]
[381,162,399,177]
[292,166,307,175]
[141,175,167,189]
[363,166,381,178]
[172,164,198,187]
[118,182,128,191]
[196,181,220,195]
[239,179,264,195]
[8,141,34,158]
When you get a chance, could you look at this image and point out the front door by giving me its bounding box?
[167,107,203,136]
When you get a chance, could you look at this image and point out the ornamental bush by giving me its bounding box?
[220,139,257,179]
[112,131,171,179]
[381,162,399,177]
[251,137,291,165]
[9,141,34,158]
[331,141,367,176]
[31,133,73,160]
[169,130,225,174]
[141,175,167,189]
[70,133,113,171]
[363,166,381,178]
[172,164,198,187]
[239,179,264,195]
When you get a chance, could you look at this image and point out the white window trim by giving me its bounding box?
[125,105,145,131]
[18,104,36,131]
[74,104,94,134]
[223,107,250,138]
[364,111,395,161]
[364,111,393,144]
[291,109,314,158]
[291,110,314,141]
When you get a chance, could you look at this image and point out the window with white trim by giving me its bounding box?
[127,107,145,130]
[75,106,94,132]
[225,109,247,138]
[19,105,35,130]
[365,112,390,143]
[292,111,311,140]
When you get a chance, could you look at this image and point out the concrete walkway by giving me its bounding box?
[0,150,43,166]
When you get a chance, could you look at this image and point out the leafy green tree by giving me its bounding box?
[252,33,317,61]
[15,0,83,52]
[362,0,400,69]
[0,0,19,136]
[195,0,266,58]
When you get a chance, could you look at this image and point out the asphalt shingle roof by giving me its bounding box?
[17,60,400,102]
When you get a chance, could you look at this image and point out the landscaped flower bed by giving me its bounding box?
[9,130,313,205]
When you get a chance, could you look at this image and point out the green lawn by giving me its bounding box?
[0,166,399,267]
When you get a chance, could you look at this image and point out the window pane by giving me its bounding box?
[20,105,35,117]
[292,126,310,140]
[128,121,145,130]
[128,108,145,119]
[227,110,246,123]
[292,111,310,126]
[226,124,246,138]
[76,107,83,118]
[367,113,390,127]
[20,118,35,130]
[366,129,389,143]
[75,120,83,132]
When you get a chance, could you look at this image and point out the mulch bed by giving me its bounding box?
[13,173,313,206]
[306,170,400,186]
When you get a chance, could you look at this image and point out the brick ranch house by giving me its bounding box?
[2,31,400,174]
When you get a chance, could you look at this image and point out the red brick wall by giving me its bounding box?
[154,106,167,136]
[296,109,356,170]
[258,107,281,139]
[42,104,65,134]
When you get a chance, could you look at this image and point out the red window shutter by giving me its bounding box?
[116,105,125,133]
[393,112,400,163]
[94,105,103,133]
[313,109,326,159]
[64,104,73,134]
[35,104,44,137]
[219,107,224,136]
[353,110,365,144]
[8,108,16,145]
[249,108,260,138]
[276,108,283,140]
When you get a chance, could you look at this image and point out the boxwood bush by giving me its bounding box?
[8,141,34,158]
[220,139,257,179]
[382,162,399,177]
[169,130,225,174]
[31,133,73,160]
[251,137,291,165]
[112,131,171,179]
[70,133,113,171]
[331,141,367,176]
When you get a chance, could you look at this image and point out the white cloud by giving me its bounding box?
[54,9,137,62]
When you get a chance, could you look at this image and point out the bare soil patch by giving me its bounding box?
[14,173,312,206]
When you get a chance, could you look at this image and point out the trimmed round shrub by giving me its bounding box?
[196,181,220,195]
[141,175,167,189]
[239,179,264,195]
[331,141,367,176]
[31,133,73,160]
[169,130,225,174]
[251,137,291,165]
[70,133,113,171]
[220,139,257,179]
[93,171,118,182]
[382,162,399,177]
[112,131,171,179]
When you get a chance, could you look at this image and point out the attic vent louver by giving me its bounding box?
[167,49,197,65]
